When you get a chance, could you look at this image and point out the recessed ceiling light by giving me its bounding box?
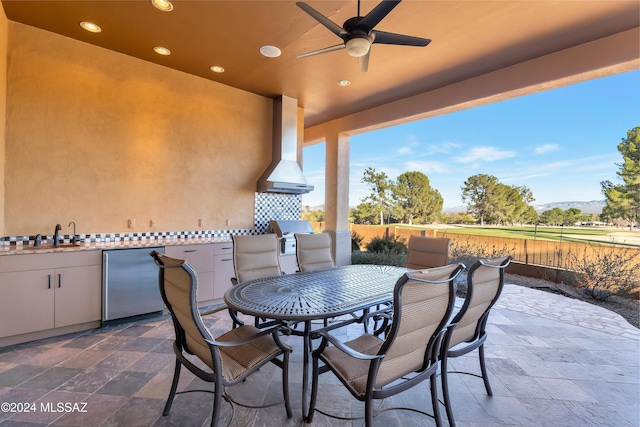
[210,66,225,73]
[153,46,171,56]
[80,22,101,33]
[338,80,351,87]
[151,0,173,12]
[260,45,281,58]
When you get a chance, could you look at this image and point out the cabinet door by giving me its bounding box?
[213,254,235,299]
[0,270,55,337]
[54,265,102,328]
[165,244,215,303]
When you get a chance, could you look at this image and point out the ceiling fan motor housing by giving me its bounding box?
[343,17,371,57]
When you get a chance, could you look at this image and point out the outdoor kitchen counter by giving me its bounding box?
[0,236,232,256]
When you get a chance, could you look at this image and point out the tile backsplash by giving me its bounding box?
[2,193,302,245]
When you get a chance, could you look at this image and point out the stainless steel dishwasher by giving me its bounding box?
[102,247,164,322]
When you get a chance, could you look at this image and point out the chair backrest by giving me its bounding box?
[150,250,215,369]
[295,233,335,272]
[405,235,451,270]
[375,263,464,388]
[232,234,282,283]
[447,255,513,349]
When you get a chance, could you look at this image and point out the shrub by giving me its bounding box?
[351,250,407,267]
[351,231,364,251]
[366,235,407,254]
[565,244,640,301]
[448,236,515,269]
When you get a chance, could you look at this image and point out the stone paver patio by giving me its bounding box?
[0,283,638,426]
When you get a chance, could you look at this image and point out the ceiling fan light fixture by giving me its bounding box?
[345,37,370,58]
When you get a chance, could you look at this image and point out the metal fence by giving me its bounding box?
[310,222,640,269]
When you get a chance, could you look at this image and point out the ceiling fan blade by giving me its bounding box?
[359,51,370,73]
[296,2,347,37]
[372,30,431,46]
[357,0,402,32]
[298,43,345,59]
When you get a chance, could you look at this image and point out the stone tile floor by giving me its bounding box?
[0,284,638,427]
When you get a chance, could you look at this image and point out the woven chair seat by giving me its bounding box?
[322,334,383,397]
[217,325,283,382]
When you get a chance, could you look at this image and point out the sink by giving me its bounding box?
[21,243,82,251]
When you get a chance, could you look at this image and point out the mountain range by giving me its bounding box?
[442,200,606,214]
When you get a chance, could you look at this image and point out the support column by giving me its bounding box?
[324,133,351,266]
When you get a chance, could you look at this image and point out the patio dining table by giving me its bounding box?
[224,263,408,419]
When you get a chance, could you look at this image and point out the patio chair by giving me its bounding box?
[405,235,451,269]
[439,255,513,427]
[150,251,292,427]
[307,263,465,427]
[295,233,335,272]
[231,234,283,284]
[231,234,283,327]
[367,235,451,333]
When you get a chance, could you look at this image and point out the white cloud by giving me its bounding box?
[453,146,517,163]
[426,141,461,154]
[397,145,413,155]
[534,144,560,155]
[405,160,449,173]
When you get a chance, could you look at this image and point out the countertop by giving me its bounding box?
[0,236,233,256]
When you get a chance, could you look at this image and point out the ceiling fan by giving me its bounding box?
[296,0,431,72]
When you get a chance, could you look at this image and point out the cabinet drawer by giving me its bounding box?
[0,250,101,272]
[214,242,233,255]
[164,244,214,273]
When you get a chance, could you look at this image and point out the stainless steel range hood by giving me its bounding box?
[258,95,314,195]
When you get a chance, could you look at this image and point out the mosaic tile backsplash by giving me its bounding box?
[2,193,302,244]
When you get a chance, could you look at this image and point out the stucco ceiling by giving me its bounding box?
[2,0,638,128]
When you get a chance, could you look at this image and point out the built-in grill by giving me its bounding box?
[268,220,314,255]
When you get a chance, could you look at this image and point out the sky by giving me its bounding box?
[301,70,640,210]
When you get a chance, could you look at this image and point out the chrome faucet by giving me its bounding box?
[68,221,78,245]
[53,224,61,247]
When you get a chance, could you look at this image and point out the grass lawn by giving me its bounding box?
[392,224,613,243]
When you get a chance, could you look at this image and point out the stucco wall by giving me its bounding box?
[0,8,7,236]
[4,22,272,236]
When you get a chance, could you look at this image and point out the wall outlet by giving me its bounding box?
[127,219,135,229]
[226,219,231,227]
[198,218,204,227]
[150,219,157,228]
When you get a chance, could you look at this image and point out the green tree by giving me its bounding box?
[493,184,533,225]
[301,206,325,222]
[350,202,379,225]
[391,171,443,224]
[539,207,565,226]
[461,174,502,226]
[601,126,640,228]
[361,167,392,225]
[563,208,582,226]
[462,176,536,225]
[520,205,539,225]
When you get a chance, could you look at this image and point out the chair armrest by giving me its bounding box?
[205,324,284,348]
[199,305,229,317]
[317,331,381,361]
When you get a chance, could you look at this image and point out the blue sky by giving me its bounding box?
[301,69,640,209]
